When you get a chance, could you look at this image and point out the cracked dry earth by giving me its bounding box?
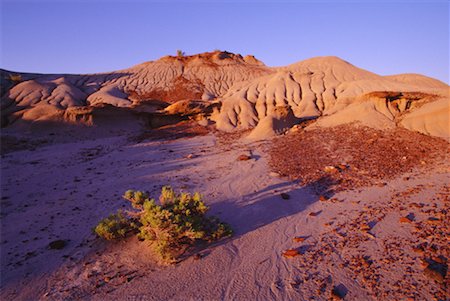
[1,123,449,301]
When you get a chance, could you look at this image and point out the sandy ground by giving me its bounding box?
[0,125,449,300]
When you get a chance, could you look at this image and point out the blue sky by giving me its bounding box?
[1,0,448,83]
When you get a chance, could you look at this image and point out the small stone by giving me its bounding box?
[280,193,290,200]
[324,166,338,173]
[237,154,251,161]
[419,258,429,268]
[309,211,321,217]
[360,224,371,231]
[399,216,412,224]
[431,256,445,264]
[282,249,300,258]
[426,217,440,225]
[330,285,347,300]
[424,261,447,283]
[364,232,376,239]
[412,246,425,255]
[293,236,306,243]
[48,240,67,250]
[336,164,348,171]
[319,195,328,202]
[186,154,195,159]
[269,172,280,178]
[193,253,202,260]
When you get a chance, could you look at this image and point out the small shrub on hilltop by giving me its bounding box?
[94,186,232,262]
[176,50,185,57]
[8,74,22,83]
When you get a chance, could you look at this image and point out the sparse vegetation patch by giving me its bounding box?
[94,186,232,262]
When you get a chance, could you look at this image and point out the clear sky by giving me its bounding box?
[1,0,449,83]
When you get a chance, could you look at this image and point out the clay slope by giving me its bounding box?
[1,51,270,126]
[2,52,448,140]
[212,56,449,140]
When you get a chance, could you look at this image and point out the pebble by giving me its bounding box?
[280,193,290,200]
[237,154,251,161]
[282,249,300,258]
[48,240,67,250]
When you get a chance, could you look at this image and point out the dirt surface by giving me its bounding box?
[269,124,449,196]
[1,122,449,301]
[0,135,50,155]
[132,120,212,142]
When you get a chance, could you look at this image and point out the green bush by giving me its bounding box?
[94,186,232,262]
[8,74,22,83]
[176,50,185,57]
[93,211,135,240]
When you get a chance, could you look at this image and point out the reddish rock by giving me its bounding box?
[237,154,251,161]
[293,236,306,243]
[399,216,413,224]
[309,211,321,217]
[282,249,300,258]
[319,195,328,202]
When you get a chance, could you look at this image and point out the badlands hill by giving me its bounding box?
[1,51,449,301]
[1,51,449,140]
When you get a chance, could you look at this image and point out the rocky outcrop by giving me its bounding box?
[1,51,270,126]
[1,52,448,141]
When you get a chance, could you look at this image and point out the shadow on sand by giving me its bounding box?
[209,175,337,237]
[180,175,338,261]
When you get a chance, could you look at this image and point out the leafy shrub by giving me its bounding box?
[176,50,185,57]
[93,211,135,240]
[94,186,232,262]
[8,74,22,83]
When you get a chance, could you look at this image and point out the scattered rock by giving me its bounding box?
[282,249,300,258]
[269,172,280,178]
[363,231,376,239]
[399,216,413,224]
[360,223,371,231]
[426,217,441,225]
[337,163,348,170]
[237,154,252,161]
[293,236,306,243]
[280,193,290,200]
[330,284,348,300]
[309,211,322,217]
[319,195,328,202]
[324,166,338,173]
[412,246,425,255]
[424,260,447,283]
[48,240,67,250]
[186,153,195,159]
[193,253,202,260]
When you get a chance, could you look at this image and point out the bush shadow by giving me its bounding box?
[209,176,337,237]
[179,176,338,261]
